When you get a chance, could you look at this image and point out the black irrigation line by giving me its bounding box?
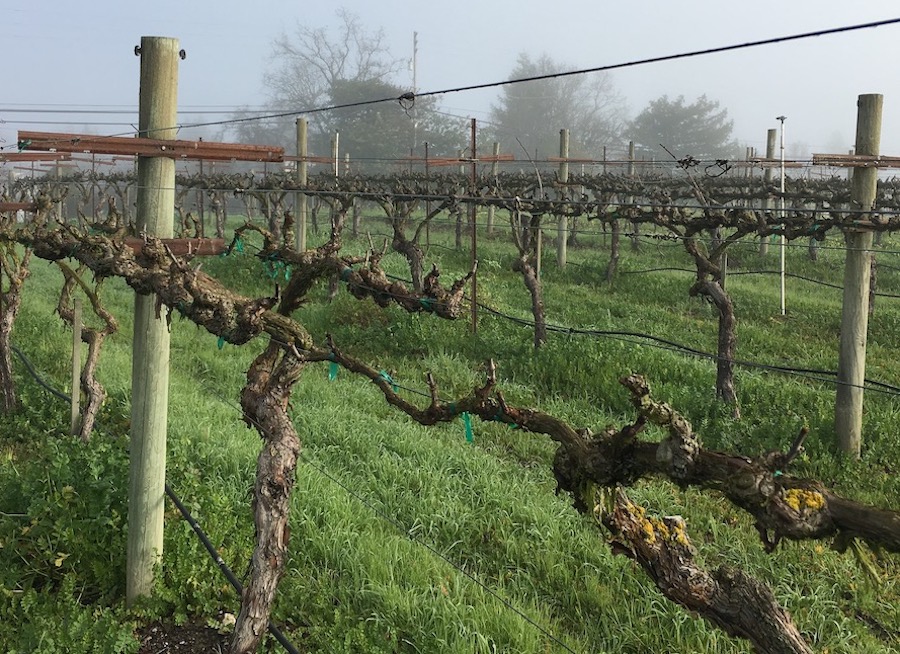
[10,343,71,403]
[472,301,900,396]
[223,240,900,397]
[606,263,900,299]
[8,343,302,654]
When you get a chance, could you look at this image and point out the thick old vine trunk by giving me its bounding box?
[509,210,547,349]
[57,263,118,441]
[606,218,620,283]
[393,234,425,293]
[513,255,547,349]
[0,248,31,413]
[683,234,743,417]
[601,492,812,654]
[693,278,739,414]
[231,341,304,654]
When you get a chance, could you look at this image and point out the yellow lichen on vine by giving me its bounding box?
[783,488,826,512]
[668,521,691,548]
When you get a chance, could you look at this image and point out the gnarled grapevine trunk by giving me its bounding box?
[684,234,742,417]
[693,278,739,413]
[509,209,547,349]
[0,246,30,413]
[231,341,304,654]
[606,218,620,283]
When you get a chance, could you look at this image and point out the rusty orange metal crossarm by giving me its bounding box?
[18,130,284,163]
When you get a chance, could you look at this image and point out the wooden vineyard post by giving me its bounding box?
[70,298,82,436]
[486,142,499,236]
[627,141,638,251]
[127,36,179,605]
[557,128,569,268]
[760,128,776,256]
[295,118,308,252]
[836,94,882,459]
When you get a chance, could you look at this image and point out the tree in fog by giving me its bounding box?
[321,78,465,164]
[231,8,464,162]
[489,53,627,161]
[628,94,741,163]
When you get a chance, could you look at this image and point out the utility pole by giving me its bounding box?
[836,93,883,458]
[295,118,308,252]
[128,36,179,605]
[557,128,569,268]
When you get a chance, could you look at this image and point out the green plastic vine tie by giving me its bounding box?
[340,267,353,282]
[217,336,226,350]
[774,470,783,478]
[378,370,399,392]
[462,412,474,443]
[234,236,244,253]
[419,297,435,311]
[447,402,457,416]
[17,139,31,153]
[284,264,292,281]
[328,361,339,381]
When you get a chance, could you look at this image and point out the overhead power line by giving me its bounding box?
[5,16,894,151]
[173,16,900,133]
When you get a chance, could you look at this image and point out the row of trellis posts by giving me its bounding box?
[8,33,893,615]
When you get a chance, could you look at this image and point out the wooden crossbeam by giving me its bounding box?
[0,152,72,163]
[812,153,900,169]
[18,130,284,163]
[0,202,38,212]
[124,237,226,256]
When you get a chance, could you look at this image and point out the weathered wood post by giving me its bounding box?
[557,128,569,268]
[127,36,179,605]
[760,129,776,256]
[627,140,638,251]
[295,118,308,252]
[70,298,82,436]
[835,93,882,458]
[486,142,499,236]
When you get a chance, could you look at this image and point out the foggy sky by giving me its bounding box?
[3,1,900,159]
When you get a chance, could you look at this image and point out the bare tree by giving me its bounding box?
[232,9,405,148]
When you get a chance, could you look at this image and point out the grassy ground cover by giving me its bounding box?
[0,212,897,652]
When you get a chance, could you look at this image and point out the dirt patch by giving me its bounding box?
[137,621,230,653]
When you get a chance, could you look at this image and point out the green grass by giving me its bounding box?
[0,214,898,652]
